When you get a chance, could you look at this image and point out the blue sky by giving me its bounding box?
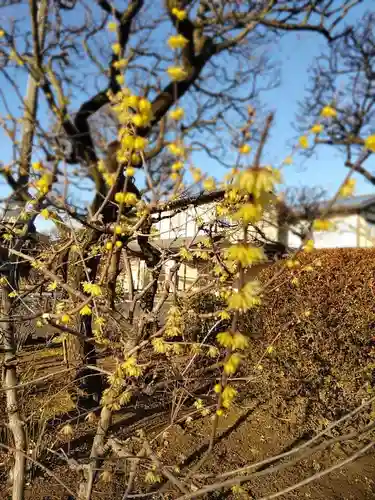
[0,1,373,232]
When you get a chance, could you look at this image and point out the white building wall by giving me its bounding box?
[154,204,279,243]
[155,204,217,241]
[288,214,375,249]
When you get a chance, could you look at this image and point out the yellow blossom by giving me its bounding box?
[214,383,221,393]
[121,356,142,377]
[134,136,147,151]
[168,142,185,156]
[203,177,215,191]
[167,66,188,81]
[191,167,202,183]
[320,105,337,118]
[106,241,113,251]
[80,305,92,316]
[152,337,169,353]
[126,94,139,109]
[35,172,52,194]
[313,219,333,231]
[216,409,224,416]
[172,161,183,172]
[222,385,237,408]
[224,353,242,375]
[227,281,261,311]
[165,306,182,337]
[216,331,233,348]
[283,156,293,165]
[113,58,127,70]
[40,208,50,219]
[112,43,121,55]
[364,134,375,153]
[114,192,138,205]
[131,153,141,165]
[299,135,309,149]
[232,167,280,200]
[194,399,204,410]
[138,97,152,114]
[171,7,187,20]
[116,74,125,85]
[218,310,231,320]
[131,114,145,127]
[311,123,324,134]
[167,34,189,49]
[169,107,184,120]
[33,161,43,171]
[239,144,251,154]
[339,178,356,197]
[126,166,135,176]
[145,471,162,484]
[232,332,249,350]
[116,241,122,248]
[119,134,135,150]
[225,244,265,268]
[232,485,245,495]
[0,30,4,37]
[179,247,193,261]
[216,331,248,350]
[303,239,314,252]
[232,203,263,224]
[285,259,300,268]
[170,172,181,182]
[119,390,132,405]
[47,281,57,291]
[208,346,219,357]
[61,314,70,324]
[82,282,102,296]
[107,21,117,32]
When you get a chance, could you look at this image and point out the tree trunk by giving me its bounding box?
[1,282,27,500]
[66,229,103,409]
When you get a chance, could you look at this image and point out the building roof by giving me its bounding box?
[289,194,375,224]
[317,194,375,213]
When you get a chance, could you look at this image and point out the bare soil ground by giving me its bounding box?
[1,346,375,500]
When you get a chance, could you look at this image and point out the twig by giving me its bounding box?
[0,442,76,497]
[259,441,375,500]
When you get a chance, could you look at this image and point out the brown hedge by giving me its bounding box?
[239,248,375,428]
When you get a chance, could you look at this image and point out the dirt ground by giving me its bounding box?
[1,346,375,500]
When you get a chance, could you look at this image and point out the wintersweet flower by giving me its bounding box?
[364,134,375,153]
[224,353,241,375]
[339,178,356,197]
[169,107,184,120]
[313,219,333,231]
[225,244,265,268]
[311,123,323,134]
[232,203,263,224]
[112,43,121,55]
[227,281,261,311]
[167,66,188,81]
[299,135,309,149]
[167,34,188,50]
[114,192,138,205]
[171,7,187,21]
[320,105,337,118]
[239,144,251,154]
